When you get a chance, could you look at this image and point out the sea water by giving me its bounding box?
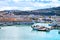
[0,25,60,40]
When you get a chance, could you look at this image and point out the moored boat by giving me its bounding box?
[31,23,51,31]
[37,27,50,31]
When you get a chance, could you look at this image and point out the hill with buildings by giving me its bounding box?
[0,7,60,25]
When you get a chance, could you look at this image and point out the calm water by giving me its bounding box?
[0,25,60,40]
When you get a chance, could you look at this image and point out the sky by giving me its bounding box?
[0,0,60,11]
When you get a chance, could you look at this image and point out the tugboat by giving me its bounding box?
[31,23,51,31]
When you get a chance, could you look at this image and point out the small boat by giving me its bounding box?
[32,26,50,31]
[31,23,51,31]
[31,25,40,30]
[49,20,57,27]
[37,27,50,31]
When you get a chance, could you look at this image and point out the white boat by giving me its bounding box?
[49,21,57,26]
[31,23,51,31]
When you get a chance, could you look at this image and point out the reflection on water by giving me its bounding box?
[0,25,60,40]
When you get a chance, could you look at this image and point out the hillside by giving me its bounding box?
[13,7,60,16]
[0,7,60,16]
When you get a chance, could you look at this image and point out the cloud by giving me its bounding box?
[0,0,60,11]
[31,0,60,8]
[22,7,34,11]
[12,0,21,3]
[0,6,34,11]
[0,6,19,11]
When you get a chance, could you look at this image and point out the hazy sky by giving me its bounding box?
[0,0,60,11]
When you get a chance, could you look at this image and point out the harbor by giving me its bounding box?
[0,1,60,40]
[0,11,60,40]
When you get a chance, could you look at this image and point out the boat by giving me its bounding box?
[31,23,51,31]
[37,27,50,31]
[49,22,57,27]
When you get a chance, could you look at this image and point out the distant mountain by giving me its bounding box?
[13,7,60,16]
[31,7,60,16]
[0,7,60,16]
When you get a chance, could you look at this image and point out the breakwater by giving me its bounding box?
[0,22,34,26]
